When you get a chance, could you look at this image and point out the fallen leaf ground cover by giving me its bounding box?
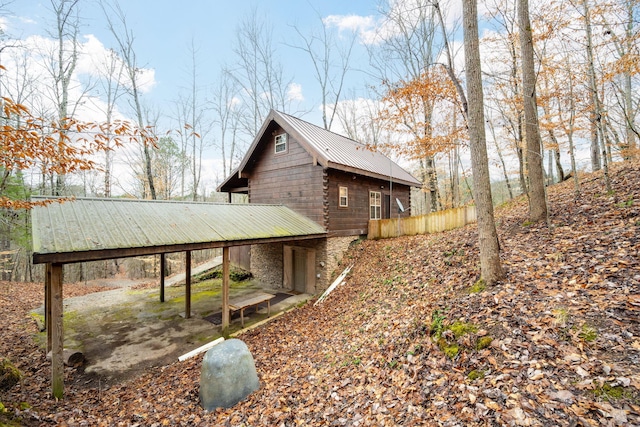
[1,161,639,426]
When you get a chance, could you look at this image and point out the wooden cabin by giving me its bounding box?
[218,110,421,293]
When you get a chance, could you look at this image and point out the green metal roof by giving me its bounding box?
[31,197,326,264]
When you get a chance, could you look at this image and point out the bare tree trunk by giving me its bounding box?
[560,48,581,196]
[50,0,81,196]
[291,12,355,130]
[488,119,514,200]
[582,1,612,192]
[102,0,157,199]
[583,0,603,173]
[451,108,460,207]
[547,150,553,185]
[98,49,123,198]
[463,0,504,285]
[426,156,438,212]
[554,147,564,183]
[518,0,547,223]
[433,0,468,120]
[232,7,296,137]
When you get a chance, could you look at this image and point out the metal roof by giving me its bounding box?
[31,197,326,264]
[219,110,421,192]
[273,110,421,187]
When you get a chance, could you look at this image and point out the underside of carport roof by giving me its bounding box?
[30,196,326,398]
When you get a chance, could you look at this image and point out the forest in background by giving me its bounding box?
[0,0,637,282]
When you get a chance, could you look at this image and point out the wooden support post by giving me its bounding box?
[160,253,165,303]
[222,246,230,337]
[50,263,64,399]
[185,251,191,319]
[45,263,52,353]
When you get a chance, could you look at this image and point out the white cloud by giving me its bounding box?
[18,16,37,26]
[0,30,159,128]
[229,96,242,108]
[323,14,379,45]
[79,34,156,94]
[135,67,156,94]
[325,0,464,47]
[287,82,304,102]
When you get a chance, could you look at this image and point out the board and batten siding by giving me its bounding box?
[326,169,412,236]
[247,125,326,227]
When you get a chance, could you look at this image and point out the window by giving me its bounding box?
[275,133,288,153]
[339,186,348,207]
[370,191,381,219]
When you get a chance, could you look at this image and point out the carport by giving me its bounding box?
[30,196,326,398]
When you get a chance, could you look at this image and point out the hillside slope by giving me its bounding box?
[2,161,639,426]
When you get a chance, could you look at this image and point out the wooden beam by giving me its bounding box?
[45,263,52,353]
[160,254,165,303]
[50,263,64,399]
[32,233,326,265]
[185,251,191,319]
[222,246,230,337]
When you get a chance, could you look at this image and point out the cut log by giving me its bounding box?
[47,349,85,367]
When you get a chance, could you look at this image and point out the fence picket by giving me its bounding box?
[368,206,477,239]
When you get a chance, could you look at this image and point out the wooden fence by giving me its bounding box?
[368,205,477,239]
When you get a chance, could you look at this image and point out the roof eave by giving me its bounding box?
[217,168,248,193]
[326,162,421,187]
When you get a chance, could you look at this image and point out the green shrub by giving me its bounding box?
[468,279,486,294]
[430,309,447,339]
[476,336,493,350]
[592,383,633,402]
[468,369,485,381]
[449,321,478,338]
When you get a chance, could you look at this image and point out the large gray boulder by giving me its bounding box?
[199,339,259,410]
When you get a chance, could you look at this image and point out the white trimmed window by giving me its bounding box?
[275,133,288,153]
[339,186,348,207]
[370,191,381,219]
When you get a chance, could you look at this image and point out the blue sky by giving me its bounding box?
[4,1,395,194]
[6,0,379,124]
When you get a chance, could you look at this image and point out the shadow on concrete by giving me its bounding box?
[32,258,310,388]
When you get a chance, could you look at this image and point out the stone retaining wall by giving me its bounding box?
[250,236,359,293]
[250,243,284,289]
[322,236,359,287]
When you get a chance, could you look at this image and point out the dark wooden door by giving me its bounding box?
[292,248,307,293]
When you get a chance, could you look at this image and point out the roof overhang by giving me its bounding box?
[217,168,249,194]
[31,197,326,265]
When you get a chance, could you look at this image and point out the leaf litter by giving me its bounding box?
[1,161,639,426]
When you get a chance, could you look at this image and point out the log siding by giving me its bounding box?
[326,169,411,236]
[247,124,325,226]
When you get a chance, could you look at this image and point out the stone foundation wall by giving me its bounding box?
[321,236,359,288]
[250,243,284,289]
[250,236,359,293]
